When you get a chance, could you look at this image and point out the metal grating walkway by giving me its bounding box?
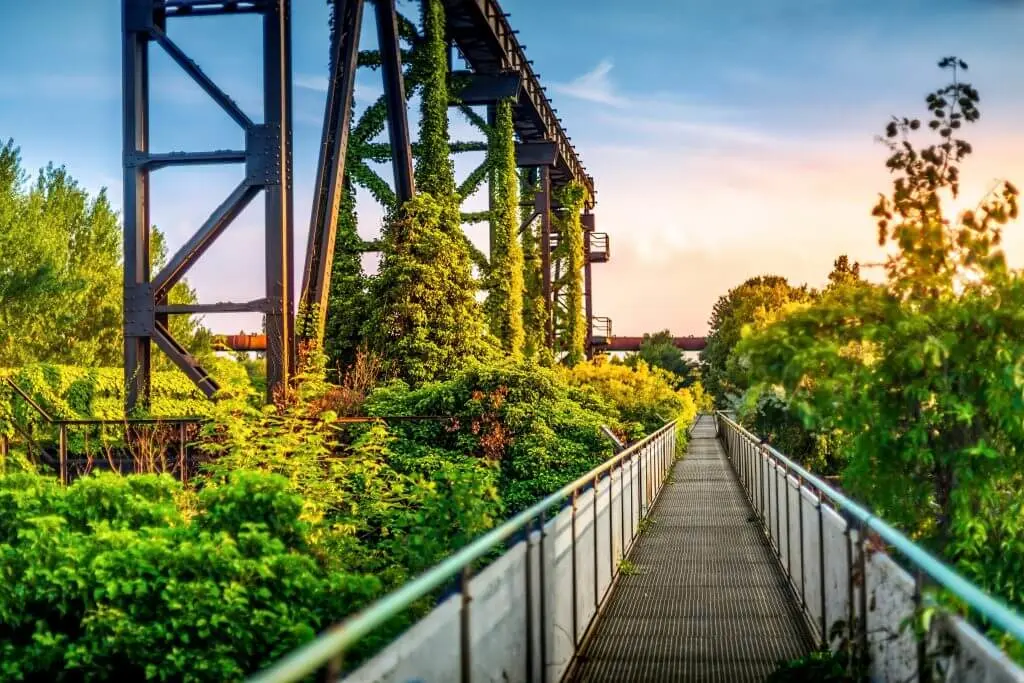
[569,414,814,682]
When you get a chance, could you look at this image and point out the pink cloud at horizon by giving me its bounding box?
[589,128,1024,337]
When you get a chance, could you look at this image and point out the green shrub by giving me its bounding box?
[0,361,254,453]
[0,469,381,682]
[366,359,623,512]
[561,356,703,436]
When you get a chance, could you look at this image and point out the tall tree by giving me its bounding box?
[484,99,525,356]
[700,274,814,404]
[0,141,121,367]
[626,330,699,388]
[735,59,1024,606]
[826,254,862,291]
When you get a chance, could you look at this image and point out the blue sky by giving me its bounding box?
[2,0,1024,339]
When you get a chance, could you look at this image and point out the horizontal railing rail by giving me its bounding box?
[1,377,464,483]
[715,411,1024,680]
[248,419,684,683]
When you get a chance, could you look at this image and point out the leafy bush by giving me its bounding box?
[366,359,623,512]
[562,356,707,437]
[199,355,503,585]
[0,361,253,445]
[0,470,381,682]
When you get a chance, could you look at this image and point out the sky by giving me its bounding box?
[2,0,1024,339]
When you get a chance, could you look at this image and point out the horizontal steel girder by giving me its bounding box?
[450,70,521,104]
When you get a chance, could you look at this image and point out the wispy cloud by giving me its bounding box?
[550,59,625,107]
[600,113,783,149]
[552,59,774,150]
[294,73,328,93]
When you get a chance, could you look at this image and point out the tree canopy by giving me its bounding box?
[733,57,1024,611]
[625,330,699,388]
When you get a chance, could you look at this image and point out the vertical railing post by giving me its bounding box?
[818,490,828,647]
[759,441,766,525]
[628,455,635,542]
[525,518,534,679]
[914,569,928,683]
[619,457,625,558]
[178,421,187,484]
[608,470,614,582]
[460,564,472,683]
[539,510,548,683]
[592,475,599,611]
[785,464,791,575]
[571,489,579,647]
[857,522,869,673]
[845,523,855,662]
[320,654,343,683]
[798,475,806,609]
[774,457,781,557]
[58,424,69,485]
[637,442,644,517]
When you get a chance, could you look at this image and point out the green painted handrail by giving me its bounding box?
[716,411,1024,644]
[246,420,678,683]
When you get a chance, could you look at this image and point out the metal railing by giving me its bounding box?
[588,232,609,262]
[248,420,682,683]
[589,316,612,341]
[715,412,1024,681]
[1,378,204,483]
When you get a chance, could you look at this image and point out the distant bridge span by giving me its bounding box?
[213,333,708,354]
[592,335,707,352]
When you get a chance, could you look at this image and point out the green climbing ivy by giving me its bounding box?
[554,182,588,366]
[323,178,369,376]
[359,0,493,384]
[520,173,548,361]
[365,194,493,384]
[414,0,457,203]
[484,99,525,356]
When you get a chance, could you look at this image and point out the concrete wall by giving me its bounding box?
[718,416,1024,683]
[343,425,677,683]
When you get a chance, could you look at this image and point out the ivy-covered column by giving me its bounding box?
[414,0,456,204]
[555,182,588,366]
[323,178,368,373]
[365,0,491,383]
[484,99,525,356]
[521,169,548,360]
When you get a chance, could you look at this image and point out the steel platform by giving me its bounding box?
[569,415,814,682]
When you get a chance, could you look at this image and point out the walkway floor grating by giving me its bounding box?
[569,415,814,683]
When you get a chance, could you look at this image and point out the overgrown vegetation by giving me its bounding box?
[0,142,208,371]
[710,58,1024,632]
[553,182,589,366]
[484,98,526,356]
[0,0,711,678]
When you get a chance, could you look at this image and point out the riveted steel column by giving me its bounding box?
[122,0,153,412]
[263,0,294,400]
[299,0,364,342]
[583,225,594,359]
[375,0,415,203]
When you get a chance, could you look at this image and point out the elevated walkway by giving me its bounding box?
[571,415,812,682]
[251,414,1024,683]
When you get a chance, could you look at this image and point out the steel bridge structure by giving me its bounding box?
[120,0,626,411]
[110,4,1024,682]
